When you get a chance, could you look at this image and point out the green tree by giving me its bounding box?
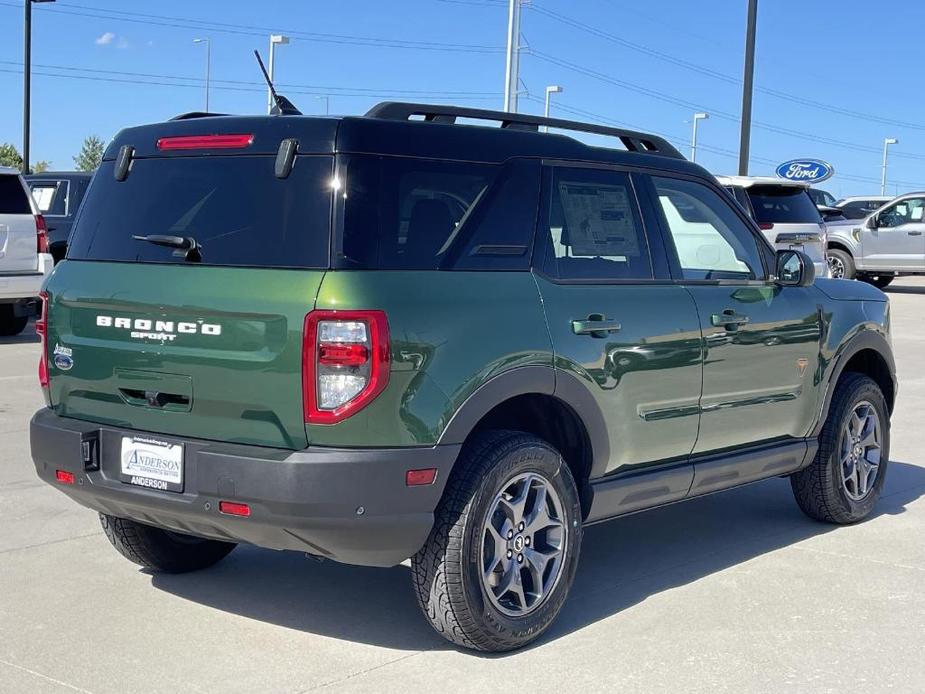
[0,143,23,169]
[73,135,105,171]
[32,160,51,173]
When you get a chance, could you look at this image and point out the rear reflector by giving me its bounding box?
[156,134,254,151]
[55,469,75,485]
[219,501,251,517]
[406,468,438,486]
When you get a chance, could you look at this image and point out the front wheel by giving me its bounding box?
[791,373,889,524]
[826,249,855,280]
[411,431,583,652]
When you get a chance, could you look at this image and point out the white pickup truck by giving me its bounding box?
[0,166,54,335]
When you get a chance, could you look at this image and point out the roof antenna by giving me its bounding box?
[253,49,302,116]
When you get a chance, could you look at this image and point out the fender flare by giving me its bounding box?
[438,366,611,478]
[813,329,896,437]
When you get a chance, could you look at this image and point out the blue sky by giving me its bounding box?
[1,0,923,198]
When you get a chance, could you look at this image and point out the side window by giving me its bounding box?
[877,197,925,228]
[538,167,653,281]
[30,181,68,216]
[652,176,765,281]
[339,156,496,269]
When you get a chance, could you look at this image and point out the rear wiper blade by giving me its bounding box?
[132,234,202,262]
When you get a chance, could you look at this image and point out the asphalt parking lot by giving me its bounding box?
[2,279,924,694]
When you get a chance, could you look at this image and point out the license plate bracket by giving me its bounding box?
[119,436,184,493]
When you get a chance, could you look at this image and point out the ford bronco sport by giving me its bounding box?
[31,103,896,652]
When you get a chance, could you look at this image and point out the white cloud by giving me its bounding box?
[95,32,115,46]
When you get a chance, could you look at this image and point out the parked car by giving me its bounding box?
[717,176,828,278]
[25,171,93,263]
[835,195,892,220]
[31,103,896,652]
[806,187,846,222]
[0,166,54,335]
[826,192,925,287]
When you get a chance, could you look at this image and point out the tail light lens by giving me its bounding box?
[303,310,390,424]
[35,215,49,254]
[36,291,49,389]
[757,222,774,231]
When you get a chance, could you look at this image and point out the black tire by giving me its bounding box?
[411,431,583,652]
[827,248,855,280]
[0,305,28,337]
[863,274,894,289]
[100,513,236,573]
[791,373,890,524]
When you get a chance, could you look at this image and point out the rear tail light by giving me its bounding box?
[55,469,75,485]
[303,310,390,424]
[758,222,774,231]
[35,215,49,254]
[219,501,250,517]
[156,133,254,151]
[36,291,49,390]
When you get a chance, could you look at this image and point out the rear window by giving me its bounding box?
[67,156,333,268]
[746,185,821,225]
[29,181,67,215]
[0,175,31,214]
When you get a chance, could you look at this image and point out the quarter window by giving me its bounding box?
[538,167,653,281]
[876,197,925,228]
[653,176,764,281]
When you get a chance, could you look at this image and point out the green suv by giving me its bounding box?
[31,103,896,652]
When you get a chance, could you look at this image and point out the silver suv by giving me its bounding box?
[826,192,925,288]
[717,176,828,279]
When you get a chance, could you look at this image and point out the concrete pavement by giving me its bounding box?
[2,278,924,693]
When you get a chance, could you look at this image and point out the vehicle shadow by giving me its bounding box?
[150,460,925,653]
[885,284,925,295]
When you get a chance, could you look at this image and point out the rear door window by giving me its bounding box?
[67,156,333,268]
[30,181,68,215]
[0,175,32,214]
[746,185,821,225]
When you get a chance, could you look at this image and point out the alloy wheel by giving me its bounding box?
[480,472,567,617]
[828,255,845,279]
[840,400,882,501]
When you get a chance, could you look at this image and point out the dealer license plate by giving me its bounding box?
[119,436,184,493]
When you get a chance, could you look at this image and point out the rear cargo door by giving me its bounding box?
[0,174,38,273]
[47,154,334,449]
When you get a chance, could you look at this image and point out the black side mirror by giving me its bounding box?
[776,250,815,287]
[866,215,878,230]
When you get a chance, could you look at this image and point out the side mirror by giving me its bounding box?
[865,215,878,230]
[776,249,815,287]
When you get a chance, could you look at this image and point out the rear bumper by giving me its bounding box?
[30,408,459,567]
[0,253,53,302]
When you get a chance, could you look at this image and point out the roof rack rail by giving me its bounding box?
[364,102,684,159]
[169,111,229,121]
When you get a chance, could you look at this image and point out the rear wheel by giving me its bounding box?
[100,514,236,573]
[411,431,583,652]
[0,305,28,336]
[791,373,889,524]
[826,248,855,280]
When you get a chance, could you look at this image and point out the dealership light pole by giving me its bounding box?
[503,0,523,112]
[881,137,898,196]
[193,38,211,112]
[543,85,562,132]
[737,0,758,175]
[316,95,330,115]
[690,112,709,163]
[22,0,56,175]
[268,34,290,114]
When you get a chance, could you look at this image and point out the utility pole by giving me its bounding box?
[268,34,290,114]
[881,138,898,196]
[503,0,522,112]
[737,0,758,176]
[22,0,55,174]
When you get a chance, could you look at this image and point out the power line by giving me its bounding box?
[0,0,505,53]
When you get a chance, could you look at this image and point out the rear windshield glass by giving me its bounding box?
[68,156,332,268]
[746,185,821,225]
[0,175,31,214]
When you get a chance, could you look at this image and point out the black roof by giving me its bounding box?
[102,102,707,179]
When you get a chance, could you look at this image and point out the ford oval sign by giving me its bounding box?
[775,159,834,184]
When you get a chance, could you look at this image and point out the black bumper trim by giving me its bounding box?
[30,409,459,567]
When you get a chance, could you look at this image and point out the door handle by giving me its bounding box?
[572,315,621,337]
[711,309,749,330]
[907,230,923,236]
